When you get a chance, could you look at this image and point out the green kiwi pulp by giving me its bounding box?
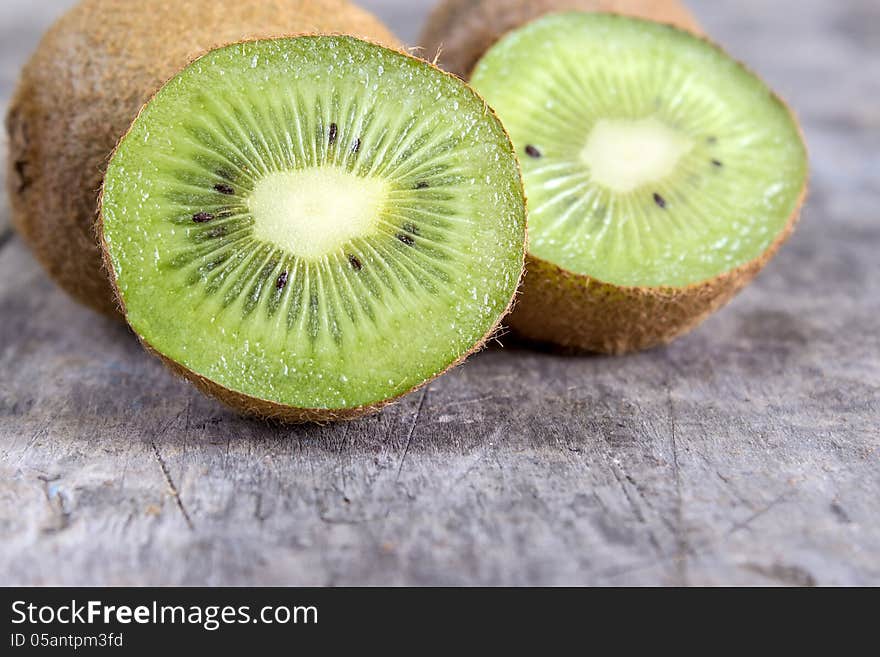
[470,13,808,288]
[101,36,526,415]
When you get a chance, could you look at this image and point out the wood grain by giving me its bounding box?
[1,0,878,586]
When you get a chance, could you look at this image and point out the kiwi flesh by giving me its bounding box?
[5,0,399,317]
[469,13,808,354]
[99,36,527,421]
[419,0,702,79]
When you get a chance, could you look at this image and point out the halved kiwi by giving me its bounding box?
[419,0,701,79]
[470,13,808,353]
[100,36,527,421]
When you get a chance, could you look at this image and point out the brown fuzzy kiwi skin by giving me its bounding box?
[98,36,528,423]
[5,0,399,318]
[151,347,396,424]
[147,311,509,424]
[419,0,702,79]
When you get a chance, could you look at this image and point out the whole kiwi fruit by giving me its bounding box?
[5,0,399,316]
[419,0,702,79]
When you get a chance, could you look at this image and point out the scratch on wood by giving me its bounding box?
[396,385,429,482]
[149,412,194,530]
[620,471,666,556]
[715,469,751,506]
[725,488,794,537]
[336,423,351,495]
[451,426,504,487]
[435,394,513,410]
[15,420,52,464]
[609,464,664,555]
[151,439,194,530]
[610,465,646,524]
[668,387,690,585]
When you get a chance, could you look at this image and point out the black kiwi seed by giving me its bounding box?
[214,183,235,195]
[525,145,542,158]
[397,233,415,246]
[416,181,429,189]
[348,254,363,271]
[276,271,289,290]
[653,192,667,209]
[329,123,338,145]
[712,159,723,167]
[351,138,361,154]
[402,222,420,236]
[192,212,215,223]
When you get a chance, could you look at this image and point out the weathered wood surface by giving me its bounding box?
[0,0,877,586]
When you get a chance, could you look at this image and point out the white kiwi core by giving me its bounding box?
[580,117,693,193]
[248,167,388,258]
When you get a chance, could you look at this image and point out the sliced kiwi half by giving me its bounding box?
[470,12,808,353]
[100,36,527,421]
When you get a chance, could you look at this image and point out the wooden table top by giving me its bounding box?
[1,0,877,586]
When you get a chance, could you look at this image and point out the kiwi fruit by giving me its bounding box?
[468,13,808,354]
[5,0,398,317]
[98,36,527,422]
[419,0,701,79]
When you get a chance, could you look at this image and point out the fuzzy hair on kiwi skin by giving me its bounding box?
[97,36,528,423]
[419,0,702,79]
[499,21,809,355]
[5,0,400,318]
